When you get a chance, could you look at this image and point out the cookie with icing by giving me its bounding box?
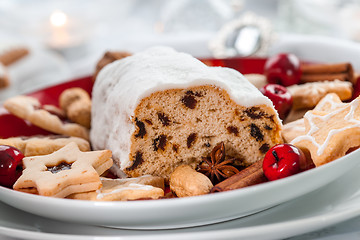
[282,118,305,143]
[287,80,352,110]
[290,93,360,166]
[68,175,164,201]
[283,93,345,143]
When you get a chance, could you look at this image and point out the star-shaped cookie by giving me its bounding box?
[68,175,165,201]
[283,93,344,144]
[13,142,113,198]
[291,94,360,166]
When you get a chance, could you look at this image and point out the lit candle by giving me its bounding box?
[46,9,87,56]
[49,10,71,48]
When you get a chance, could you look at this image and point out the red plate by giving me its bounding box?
[0,76,93,138]
[0,58,266,139]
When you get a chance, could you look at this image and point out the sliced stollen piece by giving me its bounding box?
[91,47,283,180]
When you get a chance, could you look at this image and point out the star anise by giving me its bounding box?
[197,142,239,184]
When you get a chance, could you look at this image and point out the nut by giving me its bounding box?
[59,88,91,128]
[93,51,132,81]
[169,165,213,197]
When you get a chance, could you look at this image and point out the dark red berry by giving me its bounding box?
[260,83,293,120]
[0,145,24,188]
[263,143,305,181]
[264,53,302,87]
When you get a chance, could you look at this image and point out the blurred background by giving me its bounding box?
[1,0,360,100]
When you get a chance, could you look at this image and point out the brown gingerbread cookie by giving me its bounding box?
[4,95,89,140]
[290,93,360,166]
[0,135,90,156]
[287,80,352,110]
[283,93,345,144]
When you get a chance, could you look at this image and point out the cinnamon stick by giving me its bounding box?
[300,62,354,84]
[211,160,267,193]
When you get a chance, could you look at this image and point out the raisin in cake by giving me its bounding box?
[91,47,283,179]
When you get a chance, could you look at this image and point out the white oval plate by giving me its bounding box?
[1,157,360,240]
[2,33,360,230]
[0,147,359,229]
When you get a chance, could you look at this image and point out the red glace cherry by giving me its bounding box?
[264,53,302,87]
[262,144,305,181]
[0,145,24,188]
[260,83,293,120]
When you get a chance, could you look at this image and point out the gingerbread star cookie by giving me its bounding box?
[287,80,352,110]
[0,135,90,156]
[290,94,360,166]
[282,118,305,143]
[68,175,165,201]
[3,95,89,140]
[312,92,346,111]
[13,142,113,198]
[283,93,345,143]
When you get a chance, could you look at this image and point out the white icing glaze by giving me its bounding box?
[91,46,277,170]
[96,183,155,199]
[291,97,360,156]
[99,175,153,183]
[314,93,344,111]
